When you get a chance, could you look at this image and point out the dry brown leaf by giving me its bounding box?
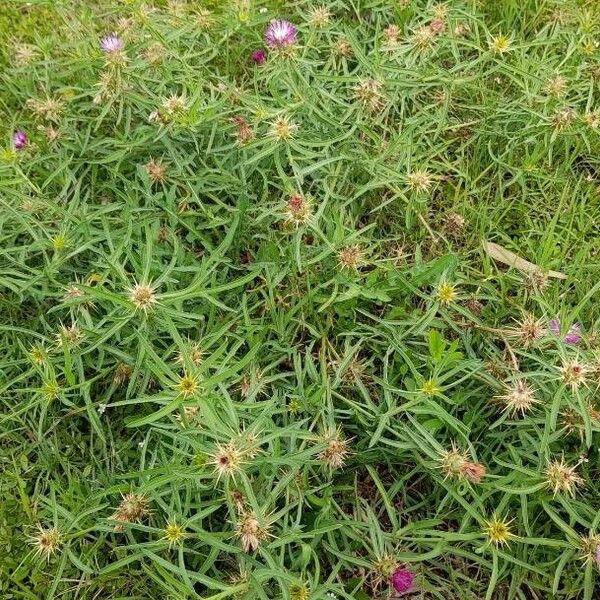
[483,241,567,279]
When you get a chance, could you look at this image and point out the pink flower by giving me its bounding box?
[265,20,297,47]
[251,49,267,64]
[13,130,28,150]
[390,568,415,595]
[549,319,582,345]
[100,34,124,54]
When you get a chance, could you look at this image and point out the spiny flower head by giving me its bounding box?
[407,169,435,193]
[410,25,436,50]
[309,7,331,28]
[284,194,312,226]
[111,492,150,528]
[176,405,200,426]
[196,8,214,29]
[210,440,245,481]
[494,380,539,417]
[14,43,39,66]
[163,520,186,547]
[30,525,62,561]
[145,158,168,185]
[13,130,28,150]
[489,34,512,54]
[545,456,584,497]
[113,363,133,385]
[268,115,299,141]
[56,323,84,348]
[29,345,47,365]
[579,533,600,565]
[552,107,577,130]
[371,554,398,588]
[162,94,188,116]
[383,24,401,47]
[100,34,124,54]
[265,20,298,48]
[390,568,415,594]
[483,515,515,546]
[558,358,589,390]
[430,18,446,34]
[26,96,65,120]
[332,38,352,57]
[128,282,158,312]
[175,341,203,367]
[338,245,364,270]
[318,429,351,469]
[420,378,440,396]
[438,444,487,484]
[435,280,457,305]
[545,75,568,97]
[176,373,199,397]
[585,111,600,129]
[42,380,60,400]
[353,79,384,111]
[290,583,311,600]
[506,314,546,347]
[235,510,272,552]
[230,116,254,145]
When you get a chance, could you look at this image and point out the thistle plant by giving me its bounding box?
[2,1,600,599]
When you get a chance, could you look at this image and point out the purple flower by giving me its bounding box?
[265,20,297,48]
[549,318,582,345]
[390,568,415,595]
[100,34,124,54]
[13,130,28,150]
[251,49,267,65]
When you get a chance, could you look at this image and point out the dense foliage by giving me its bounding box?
[1,1,600,599]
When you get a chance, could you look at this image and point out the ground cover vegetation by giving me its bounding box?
[1,1,600,599]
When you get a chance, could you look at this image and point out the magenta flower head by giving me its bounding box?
[100,34,124,54]
[390,568,415,595]
[13,130,28,150]
[265,20,297,47]
[251,48,267,65]
[549,319,582,345]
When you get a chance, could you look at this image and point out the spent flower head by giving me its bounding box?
[338,245,365,270]
[353,80,384,111]
[494,379,539,417]
[317,428,351,469]
[128,282,158,312]
[235,510,272,552]
[558,358,589,390]
[309,7,331,28]
[268,115,299,141]
[30,525,62,561]
[283,194,312,227]
[210,440,245,481]
[545,456,584,497]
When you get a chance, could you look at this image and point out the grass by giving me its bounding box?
[1,0,600,599]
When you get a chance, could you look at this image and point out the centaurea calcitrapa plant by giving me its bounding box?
[1,1,600,598]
